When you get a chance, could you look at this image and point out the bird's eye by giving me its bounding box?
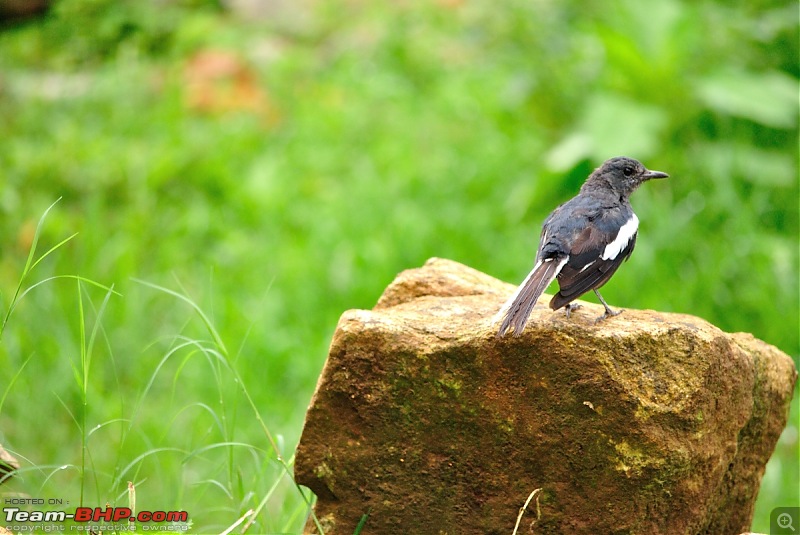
[623,166,634,177]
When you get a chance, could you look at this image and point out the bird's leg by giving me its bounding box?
[564,302,582,318]
[594,289,622,322]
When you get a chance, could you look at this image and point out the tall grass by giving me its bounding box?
[0,0,796,532]
[0,205,320,532]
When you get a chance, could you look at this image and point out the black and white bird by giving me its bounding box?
[497,156,668,337]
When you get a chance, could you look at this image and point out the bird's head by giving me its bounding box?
[585,156,669,199]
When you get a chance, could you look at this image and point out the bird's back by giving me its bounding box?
[497,156,667,336]
[538,192,633,261]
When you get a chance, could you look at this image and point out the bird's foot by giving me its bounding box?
[595,307,623,324]
[592,290,622,323]
[564,303,582,318]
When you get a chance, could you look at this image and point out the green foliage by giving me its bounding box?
[0,0,796,532]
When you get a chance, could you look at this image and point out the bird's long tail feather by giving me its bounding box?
[496,257,567,337]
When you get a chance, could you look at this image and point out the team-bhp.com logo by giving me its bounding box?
[73,507,187,523]
[4,504,189,532]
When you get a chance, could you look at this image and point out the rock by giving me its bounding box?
[295,258,797,535]
[0,443,18,484]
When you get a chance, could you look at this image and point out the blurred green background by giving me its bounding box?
[0,0,797,532]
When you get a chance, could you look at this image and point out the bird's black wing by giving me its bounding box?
[496,195,637,335]
[549,223,637,310]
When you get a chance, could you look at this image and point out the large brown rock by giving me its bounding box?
[295,258,796,535]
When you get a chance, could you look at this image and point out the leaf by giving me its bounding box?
[547,94,668,170]
[545,132,592,172]
[694,68,798,129]
[695,141,797,187]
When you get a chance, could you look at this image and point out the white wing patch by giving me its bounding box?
[602,214,639,261]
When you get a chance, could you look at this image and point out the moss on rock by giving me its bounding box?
[296,258,796,535]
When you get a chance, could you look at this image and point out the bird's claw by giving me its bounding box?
[594,308,623,324]
[564,303,582,318]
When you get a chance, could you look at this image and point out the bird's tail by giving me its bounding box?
[496,256,567,337]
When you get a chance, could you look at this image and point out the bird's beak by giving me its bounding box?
[643,169,669,180]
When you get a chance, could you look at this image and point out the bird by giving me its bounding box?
[496,156,668,337]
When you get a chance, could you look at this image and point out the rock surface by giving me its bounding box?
[0,443,18,485]
[295,258,796,535]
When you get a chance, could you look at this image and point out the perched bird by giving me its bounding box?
[497,156,668,337]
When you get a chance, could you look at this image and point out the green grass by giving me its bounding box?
[0,203,321,533]
[0,0,797,532]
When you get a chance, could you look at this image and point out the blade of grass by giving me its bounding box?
[27,232,79,273]
[115,447,187,483]
[0,354,31,416]
[220,509,254,535]
[353,508,371,535]
[77,279,88,507]
[512,488,542,535]
[1,198,119,340]
[1,198,70,338]
[182,442,267,464]
[134,280,325,534]
[242,460,289,533]
[132,278,228,356]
